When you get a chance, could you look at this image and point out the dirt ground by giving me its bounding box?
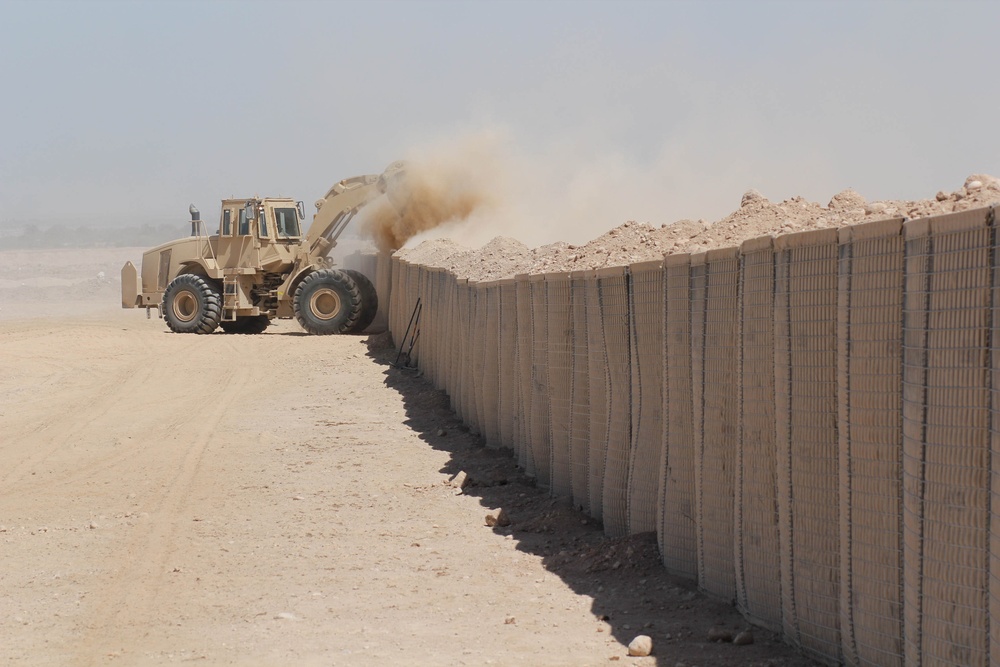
[0,248,818,667]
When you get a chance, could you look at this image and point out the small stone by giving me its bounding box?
[967,180,983,191]
[627,635,653,657]
[292,495,304,501]
[436,429,447,437]
[495,508,510,527]
[707,626,733,642]
[865,201,887,215]
[450,471,469,490]
[274,612,297,621]
[733,630,754,645]
[89,522,98,530]
[936,190,950,202]
[504,616,516,625]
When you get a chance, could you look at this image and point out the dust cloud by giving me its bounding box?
[357,136,502,252]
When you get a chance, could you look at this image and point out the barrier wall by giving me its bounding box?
[386,204,1000,667]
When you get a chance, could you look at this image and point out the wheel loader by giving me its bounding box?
[121,161,406,335]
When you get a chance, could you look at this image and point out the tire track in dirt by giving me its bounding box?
[73,339,250,666]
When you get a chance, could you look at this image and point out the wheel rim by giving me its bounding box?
[172,290,199,322]
[309,288,341,321]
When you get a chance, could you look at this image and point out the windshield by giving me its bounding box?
[273,207,300,238]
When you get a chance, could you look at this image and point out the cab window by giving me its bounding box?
[222,209,232,235]
[259,209,269,238]
[274,207,300,238]
[238,208,250,235]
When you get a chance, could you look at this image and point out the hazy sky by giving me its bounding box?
[2,0,999,245]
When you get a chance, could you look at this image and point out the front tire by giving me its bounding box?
[293,269,362,335]
[163,274,222,334]
[342,269,378,334]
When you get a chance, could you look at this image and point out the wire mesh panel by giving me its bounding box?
[470,281,487,436]
[736,236,782,631]
[547,273,573,498]
[661,253,698,578]
[443,272,459,402]
[421,267,437,386]
[837,218,905,667]
[455,279,471,422]
[408,262,422,367]
[774,228,842,663]
[388,255,401,341]
[990,206,1000,667]
[482,283,502,447]
[530,274,551,488]
[693,248,740,601]
[569,271,592,512]
[464,281,480,431]
[585,271,609,521]
[600,266,632,538]
[903,209,993,667]
[498,279,519,453]
[516,274,535,475]
[628,259,665,535]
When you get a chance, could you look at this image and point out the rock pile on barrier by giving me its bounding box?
[397,173,1000,280]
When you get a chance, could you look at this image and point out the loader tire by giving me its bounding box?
[293,269,362,335]
[342,269,378,334]
[220,315,270,335]
[163,274,222,334]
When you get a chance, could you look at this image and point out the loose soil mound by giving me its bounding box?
[399,173,1000,281]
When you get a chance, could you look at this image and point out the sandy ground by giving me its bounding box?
[0,248,817,667]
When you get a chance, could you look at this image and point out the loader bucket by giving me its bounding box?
[379,160,411,217]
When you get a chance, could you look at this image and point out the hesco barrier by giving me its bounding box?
[386,205,1000,666]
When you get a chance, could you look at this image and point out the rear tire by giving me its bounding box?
[342,269,378,334]
[163,274,222,334]
[219,315,270,334]
[293,269,362,335]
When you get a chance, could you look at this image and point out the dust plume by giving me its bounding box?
[358,137,500,252]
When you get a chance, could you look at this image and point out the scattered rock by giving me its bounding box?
[88,522,98,530]
[274,612,297,621]
[436,428,447,437]
[936,191,950,201]
[734,629,755,645]
[450,471,469,490]
[967,179,984,191]
[485,508,510,527]
[707,626,733,642]
[627,635,653,657]
[504,616,516,625]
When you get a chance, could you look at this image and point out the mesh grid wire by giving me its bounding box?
[374,250,392,332]
[693,249,740,601]
[903,209,993,667]
[628,260,665,535]
[453,279,468,421]
[447,273,460,404]
[415,265,428,368]
[498,280,519,455]
[586,272,609,521]
[516,275,535,475]
[482,283,502,447]
[735,237,783,632]
[464,281,480,430]
[661,254,698,578]
[547,273,574,498]
[774,228,842,663]
[405,263,420,367]
[991,206,1000,667]
[471,282,488,436]
[388,256,400,339]
[837,219,906,667]
[599,267,632,538]
[434,269,448,388]
[569,272,592,512]
[529,275,552,488]
[419,268,435,384]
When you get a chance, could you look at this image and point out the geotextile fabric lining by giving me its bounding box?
[498,280,519,455]
[585,272,609,522]
[837,218,905,667]
[903,208,994,667]
[482,283,502,447]
[568,272,592,513]
[529,275,552,488]
[599,266,632,538]
[774,228,842,663]
[515,275,535,475]
[547,273,574,497]
[628,260,665,535]
[661,254,698,579]
[691,248,739,602]
[735,236,782,631]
